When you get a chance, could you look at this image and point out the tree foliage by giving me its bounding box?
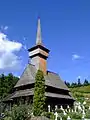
[0,73,19,100]
[64,81,70,87]
[65,78,90,88]
[33,70,46,116]
[84,79,89,86]
[77,78,82,86]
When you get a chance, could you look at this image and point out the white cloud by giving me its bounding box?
[1,25,8,31]
[77,76,81,79]
[0,32,22,70]
[23,45,27,50]
[72,54,81,60]
[23,37,27,41]
[0,52,21,70]
[4,26,8,30]
[22,37,27,50]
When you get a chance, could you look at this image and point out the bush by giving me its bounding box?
[62,115,68,120]
[86,110,90,119]
[43,112,55,120]
[69,112,82,119]
[4,104,32,120]
[58,113,68,120]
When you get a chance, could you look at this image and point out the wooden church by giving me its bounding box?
[6,18,74,108]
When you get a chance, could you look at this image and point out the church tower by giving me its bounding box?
[6,18,74,107]
[28,18,50,74]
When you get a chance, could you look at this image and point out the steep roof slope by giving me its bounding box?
[15,64,36,88]
[15,64,69,91]
[45,71,69,90]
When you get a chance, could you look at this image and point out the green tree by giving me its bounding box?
[71,82,77,88]
[64,81,70,87]
[0,74,6,99]
[0,73,19,100]
[0,73,19,116]
[33,70,46,116]
[84,79,89,86]
[7,73,18,93]
[78,78,82,86]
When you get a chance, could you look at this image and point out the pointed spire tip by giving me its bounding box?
[38,16,40,19]
[36,18,42,45]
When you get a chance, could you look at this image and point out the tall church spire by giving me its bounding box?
[28,18,50,74]
[36,18,42,45]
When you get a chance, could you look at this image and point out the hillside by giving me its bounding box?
[70,85,90,93]
[70,85,90,104]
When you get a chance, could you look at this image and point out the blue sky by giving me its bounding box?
[0,0,90,83]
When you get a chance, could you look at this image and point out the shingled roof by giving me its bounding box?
[15,64,36,88]
[10,89,74,100]
[15,64,69,91]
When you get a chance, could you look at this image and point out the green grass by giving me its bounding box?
[70,85,90,104]
[70,85,90,93]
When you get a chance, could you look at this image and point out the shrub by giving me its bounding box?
[69,112,82,119]
[4,104,32,120]
[86,110,90,119]
[62,115,68,120]
[43,112,55,120]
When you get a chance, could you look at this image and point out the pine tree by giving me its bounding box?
[78,78,81,86]
[64,81,70,87]
[33,70,46,116]
[84,79,89,86]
